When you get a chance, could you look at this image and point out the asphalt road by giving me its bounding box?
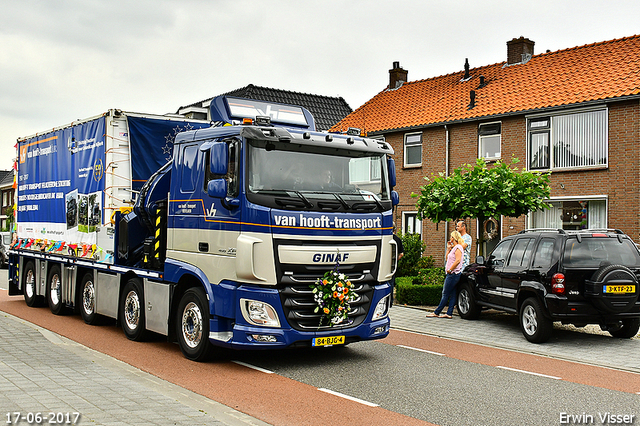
[1,272,638,426]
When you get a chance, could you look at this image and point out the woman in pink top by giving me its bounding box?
[427,230,465,318]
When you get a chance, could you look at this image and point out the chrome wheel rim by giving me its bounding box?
[50,274,61,306]
[124,291,140,331]
[458,290,470,314]
[82,281,95,315]
[25,270,35,298]
[522,305,538,335]
[181,301,203,349]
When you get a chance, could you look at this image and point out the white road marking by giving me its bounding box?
[497,366,561,380]
[318,388,380,407]
[397,344,445,356]
[232,361,274,374]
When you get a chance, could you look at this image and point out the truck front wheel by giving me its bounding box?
[120,279,147,341]
[176,287,214,362]
[23,261,45,307]
[47,265,68,315]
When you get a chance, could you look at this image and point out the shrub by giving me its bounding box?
[397,233,427,277]
[396,279,443,306]
[416,267,445,286]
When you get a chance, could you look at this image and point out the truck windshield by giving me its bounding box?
[246,139,391,212]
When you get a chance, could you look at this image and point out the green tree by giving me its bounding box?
[412,157,551,255]
[2,205,13,232]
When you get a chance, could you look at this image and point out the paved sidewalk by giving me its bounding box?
[389,304,640,374]
[0,312,270,426]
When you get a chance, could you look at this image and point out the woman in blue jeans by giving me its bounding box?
[427,230,465,318]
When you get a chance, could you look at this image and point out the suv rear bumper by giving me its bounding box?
[546,295,640,322]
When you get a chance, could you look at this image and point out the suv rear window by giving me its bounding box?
[562,237,640,268]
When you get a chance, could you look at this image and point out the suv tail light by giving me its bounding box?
[552,273,565,295]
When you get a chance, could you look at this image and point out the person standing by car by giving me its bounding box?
[427,231,465,318]
[456,220,472,269]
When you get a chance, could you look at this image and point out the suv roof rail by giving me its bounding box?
[518,228,565,234]
[579,228,625,235]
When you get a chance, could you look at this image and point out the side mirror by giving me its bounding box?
[207,179,227,198]
[387,157,396,188]
[391,190,399,206]
[210,142,228,175]
[475,255,485,265]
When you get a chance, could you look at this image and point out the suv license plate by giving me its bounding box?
[313,336,345,347]
[603,285,636,294]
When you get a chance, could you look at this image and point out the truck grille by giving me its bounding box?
[280,282,374,331]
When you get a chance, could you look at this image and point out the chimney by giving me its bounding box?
[507,37,535,65]
[389,61,408,89]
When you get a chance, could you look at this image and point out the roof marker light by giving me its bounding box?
[242,118,253,125]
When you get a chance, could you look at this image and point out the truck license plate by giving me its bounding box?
[603,285,636,294]
[312,336,345,347]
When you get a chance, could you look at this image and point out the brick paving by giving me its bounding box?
[0,313,269,426]
[389,305,640,374]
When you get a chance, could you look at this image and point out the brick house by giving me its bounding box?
[0,170,15,231]
[331,35,640,262]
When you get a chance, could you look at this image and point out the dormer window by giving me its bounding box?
[478,122,501,160]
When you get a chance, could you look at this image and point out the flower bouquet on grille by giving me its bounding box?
[310,264,358,326]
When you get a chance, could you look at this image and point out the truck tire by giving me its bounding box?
[457,282,481,320]
[519,297,553,343]
[606,318,640,339]
[120,279,147,341]
[177,287,214,362]
[23,261,45,307]
[47,265,68,315]
[79,272,103,325]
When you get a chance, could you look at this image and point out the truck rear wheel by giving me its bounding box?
[47,265,68,315]
[23,261,45,307]
[120,279,147,341]
[80,272,103,325]
[176,287,214,362]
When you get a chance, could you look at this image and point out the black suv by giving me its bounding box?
[457,229,640,343]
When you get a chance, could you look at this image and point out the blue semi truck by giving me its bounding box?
[9,96,399,361]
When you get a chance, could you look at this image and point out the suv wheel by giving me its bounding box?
[457,283,481,320]
[519,297,553,343]
[605,318,640,339]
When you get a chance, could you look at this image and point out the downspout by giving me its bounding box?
[444,125,450,262]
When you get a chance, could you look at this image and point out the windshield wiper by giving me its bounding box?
[332,193,350,209]
[292,191,313,208]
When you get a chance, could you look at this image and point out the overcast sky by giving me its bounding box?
[2,0,639,171]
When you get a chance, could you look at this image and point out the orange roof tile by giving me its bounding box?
[331,35,640,134]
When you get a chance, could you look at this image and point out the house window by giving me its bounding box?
[530,199,607,230]
[404,133,422,167]
[349,157,381,183]
[402,212,422,235]
[478,123,501,160]
[528,109,607,170]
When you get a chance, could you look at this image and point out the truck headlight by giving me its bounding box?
[240,299,281,327]
[372,295,390,321]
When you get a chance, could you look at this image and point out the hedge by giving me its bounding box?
[395,274,445,306]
